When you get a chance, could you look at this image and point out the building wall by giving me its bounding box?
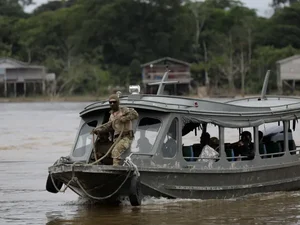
[142,62,191,84]
[280,58,300,80]
[0,62,19,68]
[5,68,45,82]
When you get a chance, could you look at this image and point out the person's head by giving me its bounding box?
[108,94,119,111]
[210,137,219,149]
[241,131,252,143]
[200,132,210,145]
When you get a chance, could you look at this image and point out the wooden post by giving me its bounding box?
[42,80,46,95]
[24,81,26,96]
[33,82,36,95]
[277,64,283,94]
[14,82,17,97]
[4,74,7,97]
[293,80,296,94]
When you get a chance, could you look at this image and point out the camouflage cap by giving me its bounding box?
[108,94,120,103]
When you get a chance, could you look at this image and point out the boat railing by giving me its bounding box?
[183,148,300,161]
[127,98,193,109]
[84,96,192,111]
[258,151,285,158]
[130,95,300,112]
[183,156,248,161]
[127,98,275,115]
[288,147,300,155]
[128,152,154,156]
[270,101,300,110]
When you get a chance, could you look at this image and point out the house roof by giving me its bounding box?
[141,57,190,67]
[0,57,45,69]
[277,55,300,65]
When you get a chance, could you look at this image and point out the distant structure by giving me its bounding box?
[141,57,192,95]
[0,57,56,97]
[277,55,300,94]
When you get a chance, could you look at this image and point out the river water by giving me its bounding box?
[1,102,300,225]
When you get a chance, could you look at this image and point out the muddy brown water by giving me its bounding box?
[1,102,300,225]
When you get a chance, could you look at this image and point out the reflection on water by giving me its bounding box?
[44,193,300,225]
[1,102,300,225]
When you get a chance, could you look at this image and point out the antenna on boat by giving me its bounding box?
[148,66,179,95]
[259,70,271,100]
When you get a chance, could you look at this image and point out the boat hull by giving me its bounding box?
[49,161,300,201]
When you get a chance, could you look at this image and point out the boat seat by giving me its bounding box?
[192,144,202,159]
[259,144,267,159]
[225,148,235,161]
[265,141,282,158]
[289,140,296,155]
[182,146,194,161]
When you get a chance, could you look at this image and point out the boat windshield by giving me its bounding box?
[73,120,98,157]
[131,117,162,154]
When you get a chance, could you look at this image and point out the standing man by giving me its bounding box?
[92,94,139,166]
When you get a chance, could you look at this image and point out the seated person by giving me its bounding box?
[258,130,268,157]
[193,132,210,157]
[136,136,152,153]
[231,131,254,160]
[210,137,220,152]
[198,132,219,162]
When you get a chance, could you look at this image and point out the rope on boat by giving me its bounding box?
[89,119,124,165]
[74,153,140,200]
[123,153,140,177]
[75,168,132,200]
[49,161,79,193]
[49,120,139,198]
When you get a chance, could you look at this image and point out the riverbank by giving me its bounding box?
[0,95,107,103]
[0,94,230,103]
[0,93,295,103]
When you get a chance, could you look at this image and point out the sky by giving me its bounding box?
[25,0,273,17]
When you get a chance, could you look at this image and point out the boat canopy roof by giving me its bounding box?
[80,94,300,128]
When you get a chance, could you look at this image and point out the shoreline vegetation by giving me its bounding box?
[0,95,104,103]
[1,0,300,97]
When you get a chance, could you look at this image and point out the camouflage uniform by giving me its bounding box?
[93,95,138,166]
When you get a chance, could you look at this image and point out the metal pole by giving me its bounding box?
[283,121,289,153]
[253,127,259,158]
[219,126,224,158]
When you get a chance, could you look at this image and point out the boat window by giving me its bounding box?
[130,117,161,154]
[182,123,220,162]
[258,122,297,158]
[73,120,98,157]
[224,127,255,161]
[162,118,178,158]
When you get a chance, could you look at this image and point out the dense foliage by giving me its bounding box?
[1,0,300,96]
